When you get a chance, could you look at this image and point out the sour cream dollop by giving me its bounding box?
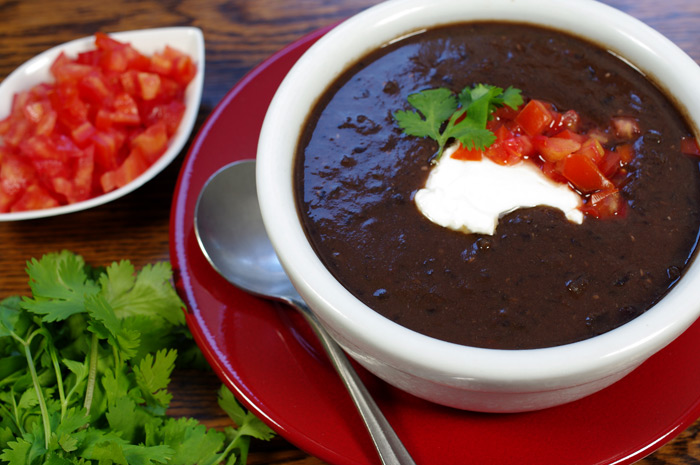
[414,145,584,235]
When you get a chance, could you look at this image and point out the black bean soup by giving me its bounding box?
[294,22,700,349]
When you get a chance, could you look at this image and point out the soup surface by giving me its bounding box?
[294,22,700,349]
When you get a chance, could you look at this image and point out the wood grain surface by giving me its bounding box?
[1,0,699,463]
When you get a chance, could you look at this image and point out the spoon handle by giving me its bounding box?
[295,303,417,465]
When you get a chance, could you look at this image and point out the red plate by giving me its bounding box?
[170,25,700,465]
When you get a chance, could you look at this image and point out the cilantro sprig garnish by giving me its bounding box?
[393,83,523,162]
[0,251,275,465]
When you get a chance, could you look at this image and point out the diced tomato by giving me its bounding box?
[581,189,626,219]
[140,100,186,135]
[71,121,97,147]
[0,153,35,197]
[162,45,197,85]
[78,69,114,105]
[91,128,126,171]
[515,99,554,136]
[1,114,31,148]
[0,188,16,213]
[18,133,81,162]
[575,138,605,163]
[149,52,173,76]
[75,49,101,66]
[598,150,622,178]
[10,183,59,212]
[559,109,581,132]
[119,70,139,96]
[24,100,50,124]
[136,72,161,100]
[615,143,635,164]
[111,92,141,125]
[131,121,168,163]
[53,146,94,203]
[560,152,614,193]
[503,135,534,159]
[611,116,641,140]
[51,83,90,129]
[485,139,523,166]
[540,160,568,184]
[95,32,150,73]
[100,150,148,193]
[51,53,93,83]
[586,128,610,145]
[493,124,513,142]
[153,76,183,102]
[552,128,586,144]
[681,136,700,157]
[452,144,482,161]
[533,135,581,162]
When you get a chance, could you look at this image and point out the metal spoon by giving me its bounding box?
[194,159,417,465]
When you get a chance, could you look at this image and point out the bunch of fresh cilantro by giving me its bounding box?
[0,250,275,465]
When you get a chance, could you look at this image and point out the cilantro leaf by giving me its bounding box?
[0,437,32,465]
[156,417,226,465]
[393,88,457,140]
[101,261,185,327]
[218,387,275,441]
[394,83,524,162]
[133,349,177,411]
[21,251,100,322]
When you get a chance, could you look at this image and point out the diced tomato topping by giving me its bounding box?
[532,135,581,162]
[598,150,622,178]
[581,189,626,219]
[444,94,641,221]
[503,134,534,159]
[615,143,635,164]
[560,151,614,194]
[515,99,554,136]
[0,33,197,213]
[452,144,482,161]
[559,109,581,132]
[681,136,700,157]
[611,116,641,140]
[576,138,605,163]
[485,140,522,165]
[552,128,586,144]
[586,128,610,145]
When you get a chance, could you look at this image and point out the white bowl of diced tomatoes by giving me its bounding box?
[0,27,204,220]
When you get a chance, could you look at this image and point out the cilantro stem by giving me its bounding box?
[433,107,468,163]
[84,332,99,416]
[213,432,250,465]
[19,330,52,449]
[0,402,22,435]
[41,328,68,421]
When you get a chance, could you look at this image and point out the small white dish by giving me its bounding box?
[0,27,205,221]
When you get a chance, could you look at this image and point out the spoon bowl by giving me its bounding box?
[194,160,295,302]
[194,159,416,465]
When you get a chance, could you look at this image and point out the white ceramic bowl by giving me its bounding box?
[257,0,700,412]
[0,27,205,221]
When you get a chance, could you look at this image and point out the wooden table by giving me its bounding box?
[1,0,699,463]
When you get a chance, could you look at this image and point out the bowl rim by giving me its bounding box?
[257,0,700,387]
[0,26,205,221]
